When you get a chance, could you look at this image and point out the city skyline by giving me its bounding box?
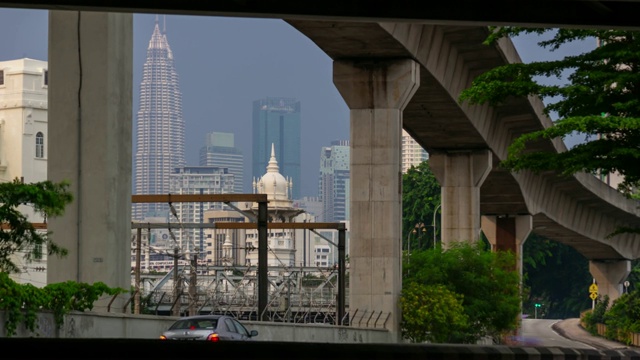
[0,9,595,198]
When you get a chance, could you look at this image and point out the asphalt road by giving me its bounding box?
[521,319,595,349]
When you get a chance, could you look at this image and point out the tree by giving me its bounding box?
[522,233,592,319]
[400,283,469,343]
[402,160,441,250]
[459,28,640,220]
[0,179,73,273]
[402,242,521,343]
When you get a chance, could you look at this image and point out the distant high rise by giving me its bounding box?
[170,166,234,254]
[199,132,244,194]
[402,129,428,173]
[318,140,350,222]
[252,97,301,199]
[133,17,185,220]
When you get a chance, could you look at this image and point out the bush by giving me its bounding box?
[582,295,608,335]
[0,272,126,336]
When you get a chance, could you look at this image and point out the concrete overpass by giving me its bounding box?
[283,19,640,297]
[1,0,639,343]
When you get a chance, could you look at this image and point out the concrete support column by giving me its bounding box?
[589,260,631,304]
[334,59,419,338]
[481,215,532,275]
[430,150,492,247]
[47,11,133,313]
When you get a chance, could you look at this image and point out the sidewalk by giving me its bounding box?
[552,318,630,350]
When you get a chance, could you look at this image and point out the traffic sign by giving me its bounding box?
[589,283,598,293]
[590,292,598,300]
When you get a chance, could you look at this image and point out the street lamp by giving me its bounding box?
[406,228,417,254]
[415,223,426,250]
[534,303,542,319]
[433,203,441,249]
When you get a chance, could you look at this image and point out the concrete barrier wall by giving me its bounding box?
[0,310,393,343]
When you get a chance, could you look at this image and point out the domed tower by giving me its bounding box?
[253,143,294,210]
[246,144,304,269]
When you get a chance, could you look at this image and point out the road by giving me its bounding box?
[521,319,595,349]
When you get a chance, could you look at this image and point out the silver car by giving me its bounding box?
[160,315,259,342]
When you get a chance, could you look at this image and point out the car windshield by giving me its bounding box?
[169,318,218,330]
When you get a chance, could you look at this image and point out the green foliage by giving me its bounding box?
[402,160,441,251]
[400,283,469,343]
[0,179,74,273]
[582,295,609,334]
[601,290,640,344]
[402,242,521,343]
[459,27,640,206]
[0,272,126,337]
[522,234,592,318]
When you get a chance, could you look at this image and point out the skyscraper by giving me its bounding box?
[199,132,244,194]
[402,129,428,173]
[252,97,301,199]
[133,17,185,220]
[318,140,350,222]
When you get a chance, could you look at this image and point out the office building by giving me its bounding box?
[169,166,234,255]
[0,58,48,285]
[133,18,185,220]
[318,140,350,222]
[402,129,428,173]
[199,132,244,194]
[252,97,301,199]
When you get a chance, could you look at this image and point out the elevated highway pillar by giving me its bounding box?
[481,215,532,275]
[46,11,133,312]
[334,59,419,339]
[430,150,492,247]
[589,260,631,304]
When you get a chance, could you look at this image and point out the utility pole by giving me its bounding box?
[189,254,197,316]
[172,247,181,317]
[134,227,142,314]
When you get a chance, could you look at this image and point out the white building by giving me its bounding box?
[199,145,350,271]
[169,166,234,256]
[0,58,49,286]
[402,129,429,173]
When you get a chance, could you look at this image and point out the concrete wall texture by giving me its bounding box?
[0,310,393,343]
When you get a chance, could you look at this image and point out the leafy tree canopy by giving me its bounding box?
[401,283,469,343]
[402,160,441,250]
[0,179,73,273]
[403,242,521,343]
[459,28,640,197]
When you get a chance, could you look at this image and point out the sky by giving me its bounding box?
[0,8,595,197]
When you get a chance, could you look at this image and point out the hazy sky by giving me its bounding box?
[0,8,594,196]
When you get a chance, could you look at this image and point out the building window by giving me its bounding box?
[35,132,44,158]
[0,69,4,86]
[43,69,48,86]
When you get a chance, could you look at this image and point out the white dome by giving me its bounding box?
[255,144,291,201]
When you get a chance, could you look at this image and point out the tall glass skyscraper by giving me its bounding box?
[252,97,301,199]
[318,140,350,222]
[133,18,185,220]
